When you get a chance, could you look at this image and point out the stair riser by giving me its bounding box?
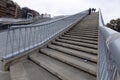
[66,33,98,36]
[60,37,98,45]
[48,45,97,63]
[63,35,98,41]
[70,30,98,32]
[30,53,96,80]
[52,41,97,55]
[56,39,98,49]
[40,49,97,75]
[64,34,98,38]
[30,57,68,80]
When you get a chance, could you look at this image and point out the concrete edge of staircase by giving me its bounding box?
[0,71,11,80]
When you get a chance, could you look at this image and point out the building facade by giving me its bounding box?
[0,0,39,18]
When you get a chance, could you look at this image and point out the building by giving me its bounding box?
[14,3,23,18]
[0,0,23,18]
[22,7,40,19]
[0,0,40,19]
[0,0,7,17]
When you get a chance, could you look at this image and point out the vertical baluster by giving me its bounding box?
[35,26,38,46]
[48,23,50,39]
[18,28,21,53]
[36,26,38,45]
[40,26,42,43]
[24,28,27,51]
[5,28,10,59]
[42,25,45,43]
[12,29,15,57]
[46,24,48,39]
[33,27,36,47]
[38,26,40,45]
[9,29,13,57]
[28,28,31,49]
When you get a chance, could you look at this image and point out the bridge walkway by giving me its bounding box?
[9,13,98,80]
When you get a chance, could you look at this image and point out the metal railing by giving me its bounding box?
[98,9,120,80]
[1,10,89,61]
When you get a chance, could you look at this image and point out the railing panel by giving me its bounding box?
[98,9,120,80]
[1,10,88,61]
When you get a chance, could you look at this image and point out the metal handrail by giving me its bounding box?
[1,10,89,61]
[98,9,120,80]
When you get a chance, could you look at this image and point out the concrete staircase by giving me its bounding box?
[9,13,98,80]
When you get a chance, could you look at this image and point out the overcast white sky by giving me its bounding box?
[13,0,120,24]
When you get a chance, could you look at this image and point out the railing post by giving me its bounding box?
[1,10,89,65]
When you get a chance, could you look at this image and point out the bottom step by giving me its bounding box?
[0,71,10,80]
[10,60,60,80]
[30,53,96,80]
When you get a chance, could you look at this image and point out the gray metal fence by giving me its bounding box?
[98,9,120,80]
[2,10,88,61]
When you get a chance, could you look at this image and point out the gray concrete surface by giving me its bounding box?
[10,60,60,80]
[56,38,98,49]
[9,13,98,80]
[40,48,97,75]
[48,44,97,62]
[30,53,96,80]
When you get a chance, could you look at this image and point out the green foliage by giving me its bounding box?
[106,18,120,32]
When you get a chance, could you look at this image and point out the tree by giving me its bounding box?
[116,18,120,31]
[107,18,120,32]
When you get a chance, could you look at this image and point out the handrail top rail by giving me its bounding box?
[99,8,120,72]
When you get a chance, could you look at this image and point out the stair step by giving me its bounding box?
[66,32,98,36]
[52,41,97,55]
[60,36,98,45]
[22,60,60,80]
[70,30,98,33]
[63,35,98,41]
[40,48,97,75]
[65,34,98,38]
[69,31,97,34]
[71,27,98,29]
[48,44,97,62]
[56,38,97,49]
[69,31,98,35]
[30,53,96,80]
[10,60,60,80]
[65,33,98,37]
[0,71,10,80]
[10,62,29,80]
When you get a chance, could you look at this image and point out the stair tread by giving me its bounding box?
[0,71,10,80]
[63,35,98,41]
[30,53,96,80]
[66,33,98,36]
[10,62,29,80]
[65,34,98,38]
[56,38,97,49]
[69,30,98,32]
[52,41,97,55]
[60,36,98,45]
[48,44,97,62]
[40,48,97,75]
[10,60,60,80]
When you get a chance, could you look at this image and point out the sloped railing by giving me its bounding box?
[1,10,89,61]
[98,9,120,80]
